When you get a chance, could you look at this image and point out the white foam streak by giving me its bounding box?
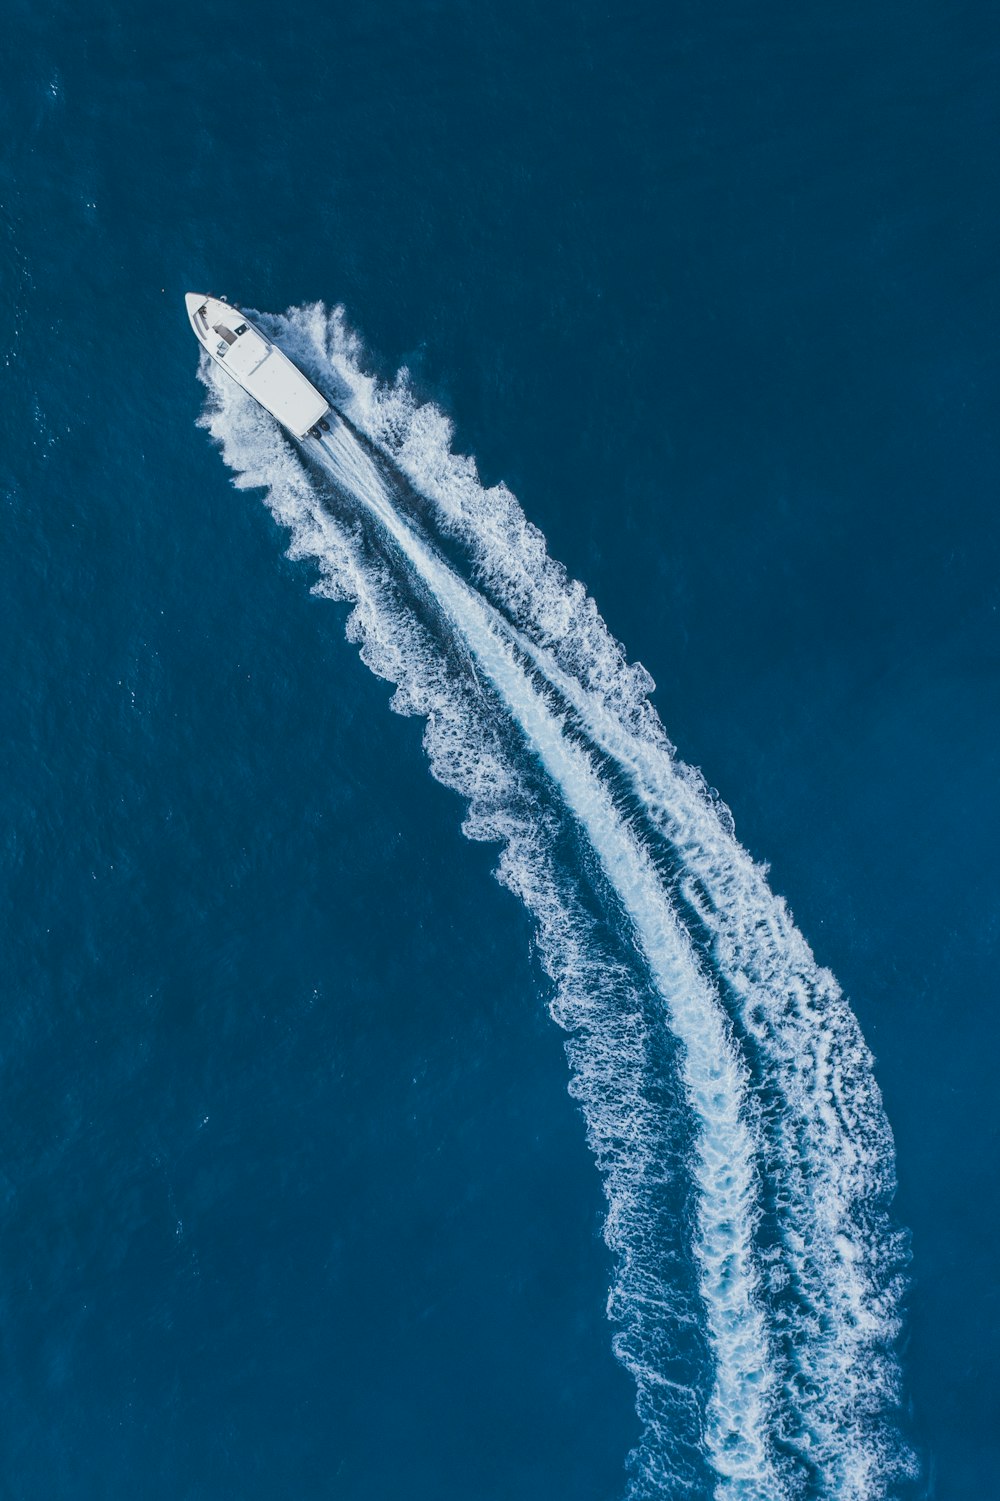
[312,421,782,1495]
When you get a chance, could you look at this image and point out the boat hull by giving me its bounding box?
[185,295,330,439]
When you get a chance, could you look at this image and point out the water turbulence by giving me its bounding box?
[196,303,916,1500]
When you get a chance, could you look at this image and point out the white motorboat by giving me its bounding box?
[185,294,330,439]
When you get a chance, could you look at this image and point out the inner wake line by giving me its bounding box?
[310,421,781,1493]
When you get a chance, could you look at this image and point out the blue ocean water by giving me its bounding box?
[3,1,999,1497]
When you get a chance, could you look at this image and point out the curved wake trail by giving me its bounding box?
[195,303,916,1499]
[313,419,782,1494]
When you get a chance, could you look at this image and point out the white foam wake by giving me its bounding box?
[313,416,783,1493]
[195,302,916,1498]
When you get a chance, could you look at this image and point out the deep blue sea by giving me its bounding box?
[3,2,999,1497]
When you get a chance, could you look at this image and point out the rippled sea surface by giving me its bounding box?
[2,2,998,1497]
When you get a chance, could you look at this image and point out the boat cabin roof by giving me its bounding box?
[205,307,329,438]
